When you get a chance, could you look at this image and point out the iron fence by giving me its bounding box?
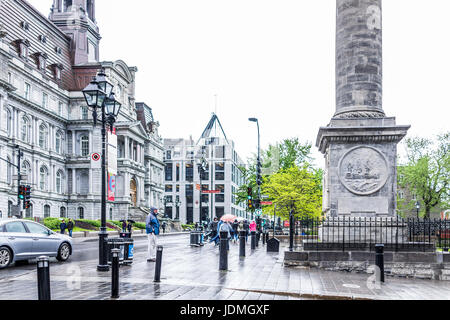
[293,217,450,253]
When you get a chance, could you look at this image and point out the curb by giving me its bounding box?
[229,288,375,301]
[75,232,189,243]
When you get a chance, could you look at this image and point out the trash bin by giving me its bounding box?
[122,238,134,265]
[107,239,125,265]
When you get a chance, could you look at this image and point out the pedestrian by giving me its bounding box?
[127,221,133,234]
[60,219,67,235]
[122,220,127,233]
[162,221,167,234]
[67,219,74,237]
[208,217,218,243]
[146,207,160,262]
[243,220,250,242]
[232,220,239,243]
[250,220,257,233]
[210,219,223,246]
[219,221,233,250]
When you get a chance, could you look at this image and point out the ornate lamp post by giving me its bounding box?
[249,118,261,222]
[83,69,121,272]
[197,156,207,229]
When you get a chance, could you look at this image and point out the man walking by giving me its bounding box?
[67,219,74,237]
[146,207,160,262]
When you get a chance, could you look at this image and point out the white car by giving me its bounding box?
[0,219,73,269]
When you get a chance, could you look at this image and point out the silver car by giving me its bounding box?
[0,219,73,269]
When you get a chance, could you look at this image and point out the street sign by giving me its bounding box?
[261,201,273,206]
[202,190,221,194]
[261,195,269,199]
[13,175,28,181]
[255,209,263,216]
[91,153,101,169]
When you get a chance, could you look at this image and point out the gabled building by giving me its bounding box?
[0,0,163,221]
[163,113,246,224]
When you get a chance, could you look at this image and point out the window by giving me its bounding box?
[165,163,173,181]
[186,163,194,181]
[56,171,63,194]
[42,93,48,108]
[40,167,48,191]
[19,42,29,59]
[39,124,48,149]
[60,207,67,218]
[398,191,405,200]
[81,106,88,120]
[215,162,225,180]
[78,207,84,219]
[63,0,72,12]
[24,83,31,100]
[215,146,225,159]
[25,222,48,235]
[21,116,30,142]
[81,135,90,157]
[5,222,27,233]
[165,185,173,192]
[56,132,62,154]
[44,205,51,218]
[5,109,11,137]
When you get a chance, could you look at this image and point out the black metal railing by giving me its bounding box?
[292,217,450,253]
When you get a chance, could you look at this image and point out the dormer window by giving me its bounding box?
[39,35,48,44]
[20,21,30,31]
[63,0,73,12]
[50,63,64,81]
[33,52,48,72]
[13,39,30,60]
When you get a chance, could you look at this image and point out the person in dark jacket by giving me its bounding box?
[122,220,127,232]
[67,219,74,237]
[146,208,160,262]
[60,219,67,235]
[243,220,250,242]
[232,220,239,243]
[127,221,133,234]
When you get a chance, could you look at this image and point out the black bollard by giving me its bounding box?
[37,256,51,301]
[239,231,246,257]
[219,231,228,271]
[154,246,164,282]
[111,248,120,299]
[375,244,385,283]
[256,232,260,248]
[251,231,256,250]
[262,231,266,245]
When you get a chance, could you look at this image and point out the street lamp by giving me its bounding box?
[82,68,121,272]
[416,201,421,220]
[249,118,261,222]
[197,155,207,229]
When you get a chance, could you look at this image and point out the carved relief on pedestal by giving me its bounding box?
[338,146,388,196]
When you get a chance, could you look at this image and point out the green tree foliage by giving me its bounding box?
[398,132,449,218]
[261,166,322,220]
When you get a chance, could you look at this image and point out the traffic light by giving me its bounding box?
[23,186,32,210]
[254,198,261,210]
[247,187,253,210]
[18,185,25,200]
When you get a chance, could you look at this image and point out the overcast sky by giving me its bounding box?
[29,0,450,167]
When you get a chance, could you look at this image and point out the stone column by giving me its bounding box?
[335,0,384,118]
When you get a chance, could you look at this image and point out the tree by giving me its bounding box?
[261,166,322,220]
[398,132,449,219]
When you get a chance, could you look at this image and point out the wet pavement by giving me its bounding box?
[0,234,450,300]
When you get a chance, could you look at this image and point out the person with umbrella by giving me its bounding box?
[127,220,134,234]
[146,208,160,262]
[121,220,127,233]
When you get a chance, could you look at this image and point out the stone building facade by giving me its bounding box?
[0,0,163,221]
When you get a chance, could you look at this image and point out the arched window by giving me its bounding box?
[8,201,13,218]
[22,161,31,184]
[39,124,48,149]
[56,131,62,154]
[60,207,66,218]
[80,135,89,157]
[21,116,30,142]
[78,207,84,219]
[40,166,48,191]
[44,205,51,218]
[56,171,64,194]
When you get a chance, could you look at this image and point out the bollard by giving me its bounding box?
[239,231,246,257]
[111,248,120,299]
[256,232,260,248]
[154,246,164,282]
[251,231,256,250]
[219,231,228,271]
[262,231,266,245]
[37,256,51,301]
[375,244,385,283]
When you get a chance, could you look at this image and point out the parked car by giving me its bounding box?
[0,219,73,269]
